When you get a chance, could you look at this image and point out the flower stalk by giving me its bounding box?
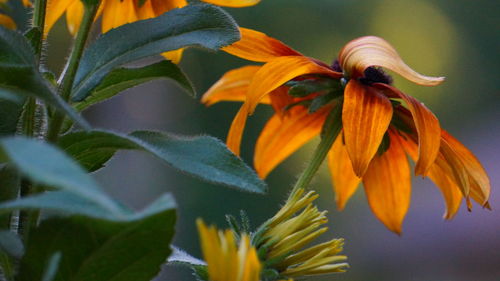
[46,2,98,142]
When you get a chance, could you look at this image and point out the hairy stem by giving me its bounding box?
[46,3,98,142]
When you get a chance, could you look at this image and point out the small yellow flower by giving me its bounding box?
[197,219,261,281]
[44,0,260,63]
[256,188,348,278]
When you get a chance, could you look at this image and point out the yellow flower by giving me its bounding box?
[197,219,261,281]
[44,0,260,63]
[202,28,491,233]
[256,188,348,278]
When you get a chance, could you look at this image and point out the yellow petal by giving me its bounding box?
[161,48,184,64]
[101,0,138,33]
[441,130,490,206]
[245,56,341,115]
[363,130,411,234]
[201,65,269,106]
[150,0,187,14]
[254,106,327,178]
[136,0,156,19]
[328,133,361,210]
[226,104,249,156]
[338,36,445,86]
[45,0,76,36]
[398,131,462,219]
[22,0,32,7]
[342,80,393,177]
[65,0,83,36]
[377,83,441,176]
[0,14,16,30]
[202,0,260,7]
[223,27,302,62]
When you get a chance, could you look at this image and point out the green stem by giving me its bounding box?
[290,103,343,195]
[46,3,98,143]
[31,0,48,57]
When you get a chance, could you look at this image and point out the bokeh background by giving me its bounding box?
[41,0,500,280]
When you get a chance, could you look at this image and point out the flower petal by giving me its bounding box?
[161,48,184,64]
[339,36,445,86]
[254,106,327,178]
[223,28,302,62]
[268,86,294,117]
[101,0,138,33]
[65,0,84,36]
[45,0,75,35]
[398,131,462,219]
[328,133,361,210]
[441,130,490,206]
[376,83,441,176]
[342,80,393,177]
[201,65,270,106]
[363,131,411,234]
[150,0,186,14]
[245,56,341,114]
[202,0,260,7]
[226,104,249,155]
[0,14,16,30]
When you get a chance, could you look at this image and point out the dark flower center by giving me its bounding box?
[359,67,393,85]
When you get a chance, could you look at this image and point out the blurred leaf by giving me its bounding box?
[0,230,24,259]
[17,193,176,281]
[0,165,19,228]
[71,3,240,101]
[59,130,267,193]
[74,60,195,112]
[168,247,207,281]
[41,252,62,281]
[0,136,123,216]
[0,27,89,129]
[0,97,23,137]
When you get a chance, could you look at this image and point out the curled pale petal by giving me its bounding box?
[398,131,462,219]
[202,0,260,7]
[328,133,361,210]
[226,104,249,156]
[0,14,16,30]
[223,28,302,62]
[363,131,411,234]
[376,83,441,176]
[246,56,341,114]
[65,0,83,36]
[161,48,184,64]
[254,106,327,178]
[201,65,270,106]
[338,36,445,86]
[441,130,490,206]
[45,0,76,36]
[342,80,393,177]
[101,0,138,33]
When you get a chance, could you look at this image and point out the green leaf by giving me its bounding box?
[17,193,176,281]
[41,252,62,281]
[72,3,239,101]
[0,165,20,228]
[74,60,195,112]
[0,26,89,129]
[59,130,267,194]
[0,230,24,259]
[0,137,123,216]
[0,97,23,137]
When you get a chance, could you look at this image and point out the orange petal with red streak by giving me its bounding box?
[223,28,302,62]
[268,86,294,118]
[398,131,462,219]
[328,133,361,210]
[363,131,411,234]
[377,83,441,176]
[246,56,341,114]
[254,106,327,178]
[201,65,269,106]
[201,0,260,7]
[441,130,490,206]
[339,36,445,86]
[342,80,393,177]
[226,105,249,156]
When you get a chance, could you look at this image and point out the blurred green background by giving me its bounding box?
[41,0,500,280]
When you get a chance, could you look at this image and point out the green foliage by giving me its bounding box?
[0,27,89,129]
[58,130,267,193]
[71,4,240,101]
[16,194,176,281]
[74,61,195,112]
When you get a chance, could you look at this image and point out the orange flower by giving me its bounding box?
[202,28,491,233]
[44,0,260,63]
